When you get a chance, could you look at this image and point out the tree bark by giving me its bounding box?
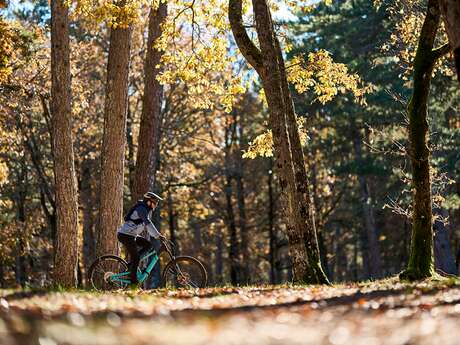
[235,113,250,284]
[132,2,167,201]
[229,0,329,284]
[215,228,224,284]
[400,0,450,281]
[81,160,96,279]
[50,0,79,287]
[98,22,133,257]
[126,106,135,194]
[226,173,240,285]
[433,208,457,275]
[274,29,328,284]
[267,159,277,284]
[439,0,460,83]
[167,193,178,250]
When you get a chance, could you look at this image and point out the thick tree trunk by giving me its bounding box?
[400,0,450,281]
[229,0,329,284]
[132,2,167,201]
[51,0,79,287]
[274,33,328,284]
[439,0,460,83]
[351,127,382,279]
[98,23,132,257]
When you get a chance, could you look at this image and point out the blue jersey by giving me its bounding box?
[117,201,161,239]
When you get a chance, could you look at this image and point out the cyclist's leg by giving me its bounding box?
[135,236,153,257]
[117,233,139,284]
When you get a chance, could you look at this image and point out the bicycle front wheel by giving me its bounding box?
[88,255,129,291]
[162,256,207,289]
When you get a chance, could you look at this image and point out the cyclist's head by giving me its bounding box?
[143,191,163,209]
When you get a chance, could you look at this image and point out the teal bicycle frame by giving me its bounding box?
[110,249,159,284]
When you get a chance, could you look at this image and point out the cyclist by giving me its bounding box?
[117,191,164,285]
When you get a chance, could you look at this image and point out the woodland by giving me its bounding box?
[0,0,460,343]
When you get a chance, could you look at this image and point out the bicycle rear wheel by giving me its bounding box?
[88,255,129,291]
[161,256,207,289]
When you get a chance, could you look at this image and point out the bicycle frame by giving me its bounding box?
[110,238,175,284]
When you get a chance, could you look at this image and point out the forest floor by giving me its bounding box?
[2,277,460,345]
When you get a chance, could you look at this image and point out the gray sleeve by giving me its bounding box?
[146,222,161,239]
[136,205,161,239]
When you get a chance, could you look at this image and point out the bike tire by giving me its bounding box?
[88,255,129,291]
[161,256,208,289]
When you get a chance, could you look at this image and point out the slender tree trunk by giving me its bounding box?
[229,0,329,284]
[400,0,450,280]
[439,0,460,83]
[225,174,239,285]
[359,224,371,279]
[98,22,132,257]
[51,0,79,287]
[235,114,250,284]
[268,159,277,284]
[126,106,135,195]
[190,207,202,255]
[433,208,457,274]
[132,2,167,201]
[310,163,331,279]
[351,126,382,278]
[167,193,178,250]
[0,264,4,288]
[215,228,224,284]
[81,160,96,278]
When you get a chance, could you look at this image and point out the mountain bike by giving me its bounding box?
[88,236,207,291]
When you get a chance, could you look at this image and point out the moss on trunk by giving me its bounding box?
[400,0,450,281]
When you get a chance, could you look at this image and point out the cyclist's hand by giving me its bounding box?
[159,234,167,242]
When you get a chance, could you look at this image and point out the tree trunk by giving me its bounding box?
[126,106,135,195]
[97,22,132,257]
[310,163,331,279]
[225,174,240,285]
[215,228,224,284]
[0,264,4,288]
[51,0,79,287]
[132,2,167,201]
[400,0,450,280]
[167,193,179,250]
[439,0,460,83]
[274,29,328,284]
[267,159,277,284]
[81,160,96,279]
[235,113,250,284]
[351,126,382,279]
[229,0,329,284]
[433,208,457,275]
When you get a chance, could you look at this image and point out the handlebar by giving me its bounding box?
[159,236,176,256]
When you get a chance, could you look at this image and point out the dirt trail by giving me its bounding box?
[2,280,460,345]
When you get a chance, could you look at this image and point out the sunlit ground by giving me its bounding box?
[2,278,460,345]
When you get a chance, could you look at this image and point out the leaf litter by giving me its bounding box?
[2,278,460,345]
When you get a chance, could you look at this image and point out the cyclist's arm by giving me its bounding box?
[137,206,161,239]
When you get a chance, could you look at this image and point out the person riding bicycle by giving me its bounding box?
[117,191,165,285]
